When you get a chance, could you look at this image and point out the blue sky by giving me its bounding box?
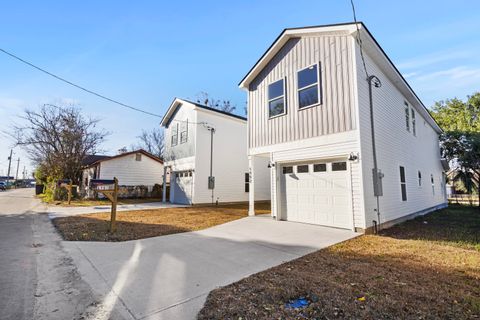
[1,0,479,176]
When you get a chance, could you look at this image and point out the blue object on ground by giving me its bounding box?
[285,297,310,309]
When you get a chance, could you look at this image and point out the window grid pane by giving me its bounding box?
[283,166,293,174]
[298,65,318,89]
[332,162,347,171]
[297,165,309,173]
[313,163,326,172]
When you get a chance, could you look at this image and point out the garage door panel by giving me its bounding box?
[283,162,351,229]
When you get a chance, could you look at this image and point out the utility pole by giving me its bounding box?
[6,149,13,185]
[15,158,20,185]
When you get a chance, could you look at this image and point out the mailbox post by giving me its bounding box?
[91,177,119,233]
[58,179,73,204]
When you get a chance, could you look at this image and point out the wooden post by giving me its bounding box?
[110,177,118,233]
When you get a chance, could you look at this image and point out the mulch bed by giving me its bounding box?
[198,205,480,319]
[53,203,271,241]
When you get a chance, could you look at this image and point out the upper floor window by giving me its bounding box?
[171,123,179,146]
[411,108,416,136]
[135,153,142,161]
[298,64,320,108]
[404,102,410,132]
[268,79,286,118]
[180,120,188,144]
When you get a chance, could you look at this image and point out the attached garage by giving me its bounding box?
[171,170,194,205]
[279,160,352,229]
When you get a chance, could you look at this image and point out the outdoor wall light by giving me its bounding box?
[348,152,359,161]
[267,162,275,168]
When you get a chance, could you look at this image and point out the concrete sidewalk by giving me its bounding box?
[64,215,359,320]
[37,202,187,219]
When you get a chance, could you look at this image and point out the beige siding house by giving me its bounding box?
[241,22,448,233]
[81,149,166,198]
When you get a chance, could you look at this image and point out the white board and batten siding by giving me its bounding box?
[99,153,164,186]
[248,33,357,151]
[245,24,447,231]
[355,43,447,228]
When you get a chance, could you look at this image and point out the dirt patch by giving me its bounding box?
[53,203,270,241]
[198,205,480,319]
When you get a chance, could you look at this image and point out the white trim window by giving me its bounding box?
[404,102,410,132]
[180,120,188,144]
[297,64,320,109]
[171,123,179,146]
[431,174,435,195]
[400,166,407,201]
[268,79,286,118]
[411,107,416,136]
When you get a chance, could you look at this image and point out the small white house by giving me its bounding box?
[240,22,448,233]
[160,98,270,205]
[81,149,166,198]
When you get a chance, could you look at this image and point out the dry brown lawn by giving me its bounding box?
[48,197,164,207]
[53,202,270,241]
[198,205,480,319]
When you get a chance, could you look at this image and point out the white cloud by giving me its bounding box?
[397,49,474,70]
[0,97,25,111]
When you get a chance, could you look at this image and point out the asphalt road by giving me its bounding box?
[0,188,39,320]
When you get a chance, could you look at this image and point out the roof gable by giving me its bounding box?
[84,149,163,168]
[160,98,246,127]
[239,22,442,133]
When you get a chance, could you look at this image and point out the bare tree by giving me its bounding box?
[134,128,164,159]
[13,104,108,183]
[195,91,236,113]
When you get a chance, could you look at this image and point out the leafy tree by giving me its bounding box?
[13,104,108,184]
[134,128,164,159]
[431,92,480,132]
[432,92,480,208]
[195,92,237,113]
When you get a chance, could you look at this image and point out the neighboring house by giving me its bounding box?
[81,149,166,198]
[240,22,448,233]
[160,98,270,205]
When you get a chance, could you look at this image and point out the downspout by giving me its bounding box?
[368,75,382,232]
[208,126,216,204]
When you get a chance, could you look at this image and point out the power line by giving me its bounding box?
[0,48,163,118]
[350,0,369,79]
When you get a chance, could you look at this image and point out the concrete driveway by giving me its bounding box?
[64,215,359,320]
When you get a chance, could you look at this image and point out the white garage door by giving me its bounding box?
[281,161,351,229]
[172,170,193,205]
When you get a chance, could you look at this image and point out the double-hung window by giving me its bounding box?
[298,64,320,108]
[411,108,416,136]
[244,173,249,192]
[431,174,435,195]
[399,166,407,201]
[268,79,286,118]
[405,102,410,132]
[180,120,188,144]
[171,123,179,146]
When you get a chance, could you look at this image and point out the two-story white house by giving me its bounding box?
[241,22,448,233]
[160,98,270,205]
